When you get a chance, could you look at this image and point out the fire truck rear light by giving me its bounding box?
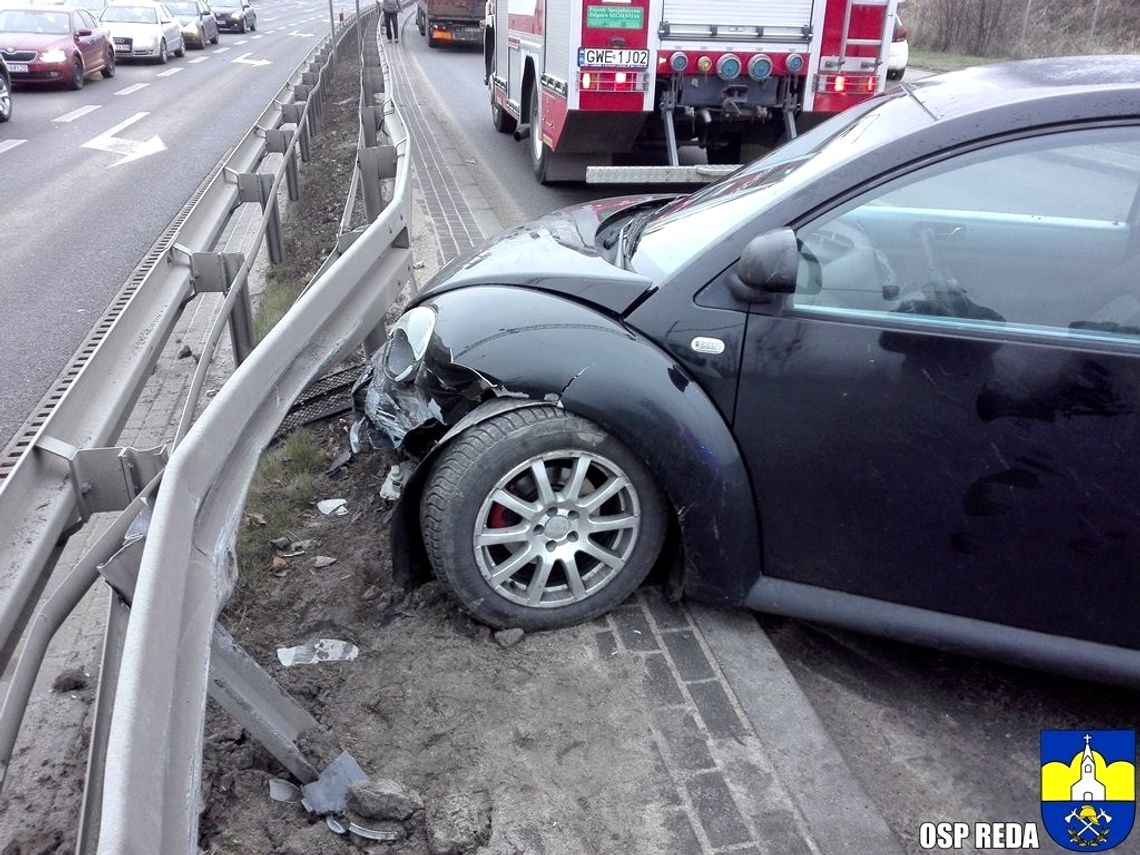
[716,54,741,80]
[747,54,772,81]
[817,74,877,94]
[785,53,804,73]
[696,55,712,73]
[669,51,687,72]
[578,70,647,93]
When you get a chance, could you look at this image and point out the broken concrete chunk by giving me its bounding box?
[177,344,193,359]
[277,639,359,666]
[317,498,348,516]
[347,778,424,822]
[270,536,292,549]
[426,791,492,855]
[51,668,88,692]
[312,556,338,569]
[493,629,524,648]
[291,539,317,551]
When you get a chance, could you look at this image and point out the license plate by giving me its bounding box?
[7,63,28,72]
[577,48,649,68]
[115,43,130,52]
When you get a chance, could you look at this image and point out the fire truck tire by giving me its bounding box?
[417,10,425,34]
[492,101,517,134]
[528,79,551,183]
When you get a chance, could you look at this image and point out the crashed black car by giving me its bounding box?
[354,57,1140,683]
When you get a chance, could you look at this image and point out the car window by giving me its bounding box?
[78,10,96,27]
[792,126,1140,344]
[167,2,195,14]
[0,9,71,32]
[101,4,158,21]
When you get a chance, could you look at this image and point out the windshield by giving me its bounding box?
[167,2,197,14]
[212,1,238,9]
[101,4,158,21]
[630,93,923,280]
[0,9,71,33]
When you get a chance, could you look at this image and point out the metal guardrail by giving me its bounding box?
[0,10,411,852]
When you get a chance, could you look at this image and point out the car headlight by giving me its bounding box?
[384,306,436,382]
[40,48,67,63]
[230,11,241,18]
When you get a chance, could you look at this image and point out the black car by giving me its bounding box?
[0,56,10,122]
[211,0,252,32]
[354,57,1140,684]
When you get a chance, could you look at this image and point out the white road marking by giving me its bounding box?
[189,55,209,63]
[213,45,231,52]
[114,82,149,95]
[156,66,183,76]
[289,30,314,36]
[231,50,271,66]
[53,104,102,123]
[250,33,263,38]
[0,139,27,155]
[81,111,166,165]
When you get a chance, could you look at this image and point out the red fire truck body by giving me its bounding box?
[483,0,899,183]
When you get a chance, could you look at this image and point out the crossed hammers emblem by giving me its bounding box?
[1065,805,1113,845]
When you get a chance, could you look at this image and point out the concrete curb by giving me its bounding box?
[690,604,905,855]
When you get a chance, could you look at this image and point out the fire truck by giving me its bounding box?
[483,0,900,183]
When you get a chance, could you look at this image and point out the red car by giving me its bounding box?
[0,6,115,89]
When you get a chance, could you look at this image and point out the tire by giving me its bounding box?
[707,132,741,165]
[101,47,116,77]
[889,67,905,81]
[491,99,516,134]
[210,30,219,44]
[249,16,255,31]
[0,72,11,123]
[416,10,425,34]
[527,78,551,183]
[69,56,85,90]
[420,406,667,630]
[156,38,168,63]
[174,37,185,57]
[239,19,246,33]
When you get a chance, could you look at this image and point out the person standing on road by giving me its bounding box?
[382,0,399,42]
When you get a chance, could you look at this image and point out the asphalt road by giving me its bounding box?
[0,0,362,448]
[396,36,1140,853]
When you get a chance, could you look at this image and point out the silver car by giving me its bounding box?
[166,0,216,47]
[99,1,184,62]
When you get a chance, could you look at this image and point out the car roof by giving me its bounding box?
[902,55,1140,124]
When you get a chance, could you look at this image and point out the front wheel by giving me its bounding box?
[421,406,667,630]
[174,37,185,57]
[156,38,168,63]
[69,56,85,90]
[0,72,11,123]
[210,30,219,44]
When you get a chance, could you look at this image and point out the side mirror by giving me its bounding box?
[77,27,92,35]
[728,228,799,300]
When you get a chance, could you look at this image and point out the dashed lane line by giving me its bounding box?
[114,82,149,95]
[233,38,248,44]
[189,55,209,63]
[0,139,26,155]
[53,104,102,123]
[156,66,184,76]
[213,46,231,52]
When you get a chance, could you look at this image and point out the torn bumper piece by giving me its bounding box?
[349,337,496,456]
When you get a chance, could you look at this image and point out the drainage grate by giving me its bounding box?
[0,160,228,483]
[276,363,366,437]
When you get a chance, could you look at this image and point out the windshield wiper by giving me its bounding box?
[619,209,656,265]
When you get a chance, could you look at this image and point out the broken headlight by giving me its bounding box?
[384,306,436,382]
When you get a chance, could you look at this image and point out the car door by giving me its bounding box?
[72,10,95,67]
[77,10,101,66]
[159,3,178,47]
[199,1,215,39]
[733,125,1140,649]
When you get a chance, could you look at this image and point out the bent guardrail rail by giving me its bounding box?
[0,9,406,852]
[96,26,410,854]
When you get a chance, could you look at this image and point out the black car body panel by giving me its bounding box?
[417,196,666,316]
[356,56,1140,682]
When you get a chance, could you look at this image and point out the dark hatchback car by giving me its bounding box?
[211,0,253,32]
[354,57,1140,684]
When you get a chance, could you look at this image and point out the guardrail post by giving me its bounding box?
[193,251,255,362]
[359,145,396,223]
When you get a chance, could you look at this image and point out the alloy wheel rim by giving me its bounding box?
[473,450,641,608]
[0,77,9,119]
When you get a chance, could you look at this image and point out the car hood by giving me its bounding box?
[416,195,670,315]
[0,32,72,50]
[102,21,161,36]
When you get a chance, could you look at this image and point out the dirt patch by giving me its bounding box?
[202,420,669,855]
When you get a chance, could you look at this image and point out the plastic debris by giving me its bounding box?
[325,815,347,834]
[277,639,360,666]
[268,778,303,803]
[302,751,369,815]
[349,822,401,841]
[317,498,348,516]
